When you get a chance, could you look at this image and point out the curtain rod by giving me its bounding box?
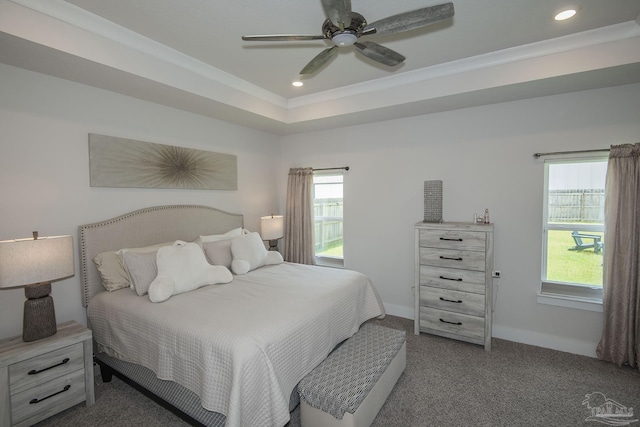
[533,149,610,159]
[312,166,350,171]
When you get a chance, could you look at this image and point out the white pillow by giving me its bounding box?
[94,251,130,291]
[117,242,172,290]
[193,227,244,248]
[203,239,234,269]
[148,241,232,303]
[94,241,170,292]
[230,232,283,275]
[121,251,158,296]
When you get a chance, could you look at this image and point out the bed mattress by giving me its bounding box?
[87,262,385,427]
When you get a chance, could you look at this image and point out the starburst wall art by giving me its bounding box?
[88,134,237,190]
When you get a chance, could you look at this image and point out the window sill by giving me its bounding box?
[537,292,603,312]
[315,256,344,268]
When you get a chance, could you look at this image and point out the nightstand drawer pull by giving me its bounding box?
[28,357,70,375]
[29,385,71,404]
[439,275,462,282]
[439,237,463,241]
[439,256,463,261]
[439,297,463,304]
[439,318,462,326]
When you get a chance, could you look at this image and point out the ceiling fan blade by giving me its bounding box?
[300,46,339,74]
[354,41,405,67]
[364,2,454,36]
[242,34,326,41]
[322,0,352,29]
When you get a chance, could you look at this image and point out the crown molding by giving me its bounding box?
[3,0,640,134]
[288,20,640,108]
[9,0,288,108]
[11,0,640,113]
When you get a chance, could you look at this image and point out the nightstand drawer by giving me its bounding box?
[419,247,486,271]
[419,286,485,317]
[10,368,85,425]
[9,342,84,395]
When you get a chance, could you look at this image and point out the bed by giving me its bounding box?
[78,205,385,427]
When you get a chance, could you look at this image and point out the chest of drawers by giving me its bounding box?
[0,321,94,427]
[414,222,494,350]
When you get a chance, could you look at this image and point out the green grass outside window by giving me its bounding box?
[546,229,603,286]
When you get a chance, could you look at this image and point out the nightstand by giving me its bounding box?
[0,321,94,427]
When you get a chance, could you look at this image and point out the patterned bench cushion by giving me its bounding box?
[298,323,406,419]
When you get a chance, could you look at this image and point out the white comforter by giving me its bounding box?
[87,262,385,427]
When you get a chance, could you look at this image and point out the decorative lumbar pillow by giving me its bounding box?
[230,232,283,275]
[121,251,158,296]
[148,241,233,303]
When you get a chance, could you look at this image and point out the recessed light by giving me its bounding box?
[554,8,577,21]
[292,81,303,87]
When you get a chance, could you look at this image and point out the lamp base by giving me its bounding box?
[268,239,279,251]
[23,282,57,342]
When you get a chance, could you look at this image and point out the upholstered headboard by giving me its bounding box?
[78,205,244,307]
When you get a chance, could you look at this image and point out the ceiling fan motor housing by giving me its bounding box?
[323,12,367,46]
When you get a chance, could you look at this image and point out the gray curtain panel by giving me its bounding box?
[597,143,640,369]
[284,168,316,265]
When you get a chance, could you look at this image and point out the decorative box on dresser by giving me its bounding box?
[0,321,94,427]
[414,221,494,351]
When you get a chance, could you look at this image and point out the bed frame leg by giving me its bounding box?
[96,359,114,382]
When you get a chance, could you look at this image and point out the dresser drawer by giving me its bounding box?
[10,368,85,425]
[419,229,486,251]
[9,343,84,395]
[419,307,485,341]
[419,247,486,271]
[420,286,485,317]
[419,265,486,294]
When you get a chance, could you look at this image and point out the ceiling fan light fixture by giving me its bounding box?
[292,81,303,87]
[332,32,357,47]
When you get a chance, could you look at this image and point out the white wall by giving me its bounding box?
[0,64,281,339]
[3,61,639,357]
[280,83,640,357]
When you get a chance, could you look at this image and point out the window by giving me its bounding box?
[313,172,344,267]
[541,157,607,302]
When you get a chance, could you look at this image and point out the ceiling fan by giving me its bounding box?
[241,0,454,75]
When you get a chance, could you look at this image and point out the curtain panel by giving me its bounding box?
[284,168,315,265]
[597,143,640,369]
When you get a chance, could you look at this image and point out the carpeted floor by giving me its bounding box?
[35,315,640,426]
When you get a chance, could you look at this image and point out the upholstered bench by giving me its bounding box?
[298,323,406,427]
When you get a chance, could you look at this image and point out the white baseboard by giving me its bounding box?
[492,324,598,358]
[382,304,598,358]
[383,303,414,320]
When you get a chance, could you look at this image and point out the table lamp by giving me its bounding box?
[0,232,74,342]
[260,215,284,251]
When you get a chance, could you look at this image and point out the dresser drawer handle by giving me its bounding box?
[29,385,71,404]
[28,357,70,375]
[440,297,463,304]
[439,275,462,282]
[440,256,463,261]
[440,237,462,241]
[439,319,462,326]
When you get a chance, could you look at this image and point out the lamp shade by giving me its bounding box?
[0,235,74,288]
[260,215,284,241]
